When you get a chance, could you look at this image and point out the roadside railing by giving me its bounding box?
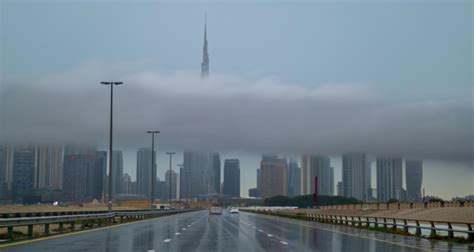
[0,208,199,242]
[243,209,474,242]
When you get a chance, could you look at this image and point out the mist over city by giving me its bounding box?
[0,1,472,251]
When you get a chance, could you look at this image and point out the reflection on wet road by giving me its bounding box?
[1,210,471,251]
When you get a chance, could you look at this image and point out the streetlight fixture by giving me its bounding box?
[166,152,176,208]
[146,130,160,208]
[101,81,123,212]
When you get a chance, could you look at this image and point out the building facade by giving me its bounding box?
[260,155,287,199]
[12,149,34,203]
[287,159,301,197]
[136,147,155,198]
[223,159,240,198]
[376,157,403,202]
[342,153,371,201]
[405,160,423,202]
[301,155,332,196]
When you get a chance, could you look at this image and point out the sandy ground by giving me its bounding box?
[297,207,474,223]
[0,204,142,214]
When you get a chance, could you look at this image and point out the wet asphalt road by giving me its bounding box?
[1,210,472,252]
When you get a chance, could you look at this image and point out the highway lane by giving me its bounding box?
[1,210,471,251]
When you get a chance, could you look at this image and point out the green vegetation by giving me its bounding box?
[263,194,362,208]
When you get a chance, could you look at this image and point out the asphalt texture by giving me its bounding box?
[1,210,472,252]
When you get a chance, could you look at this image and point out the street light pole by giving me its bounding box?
[146,130,160,208]
[166,152,176,208]
[101,81,123,212]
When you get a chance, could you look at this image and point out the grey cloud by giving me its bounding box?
[1,62,472,162]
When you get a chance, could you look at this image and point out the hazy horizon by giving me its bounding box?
[1,1,472,199]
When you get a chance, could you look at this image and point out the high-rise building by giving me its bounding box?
[212,153,221,195]
[201,15,209,78]
[342,153,371,201]
[329,166,334,196]
[91,151,107,201]
[136,148,155,198]
[165,169,178,200]
[34,145,63,190]
[12,149,34,203]
[301,155,332,196]
[182,151,218,199]
[288,159,301,197]
[122,173,136,195]
[62,145,97,202]
[376,157,403,202]
[405,160,423,202]
[111,151,123,197]
[260,155,287,198]
[336,182,343,196]
[223,159,240,198]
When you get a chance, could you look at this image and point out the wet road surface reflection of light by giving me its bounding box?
[1,210,472,252]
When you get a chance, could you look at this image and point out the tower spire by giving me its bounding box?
[201,13,209,78]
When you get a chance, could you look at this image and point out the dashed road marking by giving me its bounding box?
[280,241,288,245]
[175,232,181,236]
[267,234,273,237]
[182,228,187,230]
[163,239,171,243]
[258,229,264,232]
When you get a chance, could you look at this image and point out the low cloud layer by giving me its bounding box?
[1,62,472,161]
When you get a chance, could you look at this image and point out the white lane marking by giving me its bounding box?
[187,225,191,227]
[163,239,171,243]
[182,228,187,230]
[253,226,256,228]
[280,241,288,245]
[267,234,273,237]
[175,232,181,235]
[148,250,155,252]
[258,229,264,232]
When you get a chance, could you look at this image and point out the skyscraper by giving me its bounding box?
[329,166,334,196]
[62,145,97,202]
[342,153,371,201]
[91,151,107,201]
[136,148,155,198]
[182,151,217,199]
[405,160,423,202]
[201,15,209,78]
[223,159,240,198]
[34,145,63,190]
[301,155,332,196]
[260,155,287,199]
[12,149,34,203]
[376,157,403,202]
[336,181,343,196]
[111,151,123,197]
[165,169,178,200]
[288,159,301,197]
[212,153,221,194]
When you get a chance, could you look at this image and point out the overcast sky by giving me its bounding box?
[1,0,472,198]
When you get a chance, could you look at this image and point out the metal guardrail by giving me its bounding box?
[244,210,474,242]
[0,208,199,242]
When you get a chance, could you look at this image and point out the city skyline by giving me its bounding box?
[1,2,472,200]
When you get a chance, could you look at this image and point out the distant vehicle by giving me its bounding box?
[152,204,170,210]
[230,207,239,214]
[209,207,223,215]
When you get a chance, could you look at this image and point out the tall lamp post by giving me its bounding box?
[166,152,176,208]
[101,81,123,212]
[146,130,160,208]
